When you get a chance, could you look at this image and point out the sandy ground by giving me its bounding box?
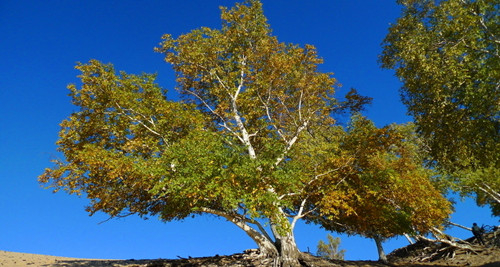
[0,250,159,267]
[0,250,79,266]
[0,250,387,267]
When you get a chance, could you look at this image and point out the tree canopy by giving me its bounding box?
[40,1,452,265]
[381,0,499,215]
[304,117,451,239]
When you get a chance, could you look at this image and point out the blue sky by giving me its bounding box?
[0,0,497,261]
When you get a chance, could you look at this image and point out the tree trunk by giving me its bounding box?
[374,235,387,263]
[274,233,302,267]
[257,238,279,259]
[201,208,302,266]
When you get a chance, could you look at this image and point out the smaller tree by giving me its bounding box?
[308,116,451,262]
[316,234,345,260]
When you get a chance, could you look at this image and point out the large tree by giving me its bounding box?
[380,0,500,215]
[40,1,450,265]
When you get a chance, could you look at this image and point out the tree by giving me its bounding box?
[40,1,337,265]
[380,0,499,215]
[316,234,345,260]
[304,117,451,262]
[40,1,450,266]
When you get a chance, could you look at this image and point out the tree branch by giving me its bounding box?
[476,183,500,204]
[112,102,167,144]
[447,221,471,231]
[231,56,257,159]
[201,207,274,243]
[274,120,308,166]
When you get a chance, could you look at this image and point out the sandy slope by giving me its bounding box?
[1,249,498,266]
[0,250,80,266]
[0,250,153,267]
[0,250,79,266]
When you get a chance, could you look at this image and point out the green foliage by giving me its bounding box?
[450,166,500,216]
[316,234,345,260]
[381,0,499,215]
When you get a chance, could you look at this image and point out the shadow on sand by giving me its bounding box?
[43,258,500,267]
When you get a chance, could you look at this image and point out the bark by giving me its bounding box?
[374,236,388,263]
[403,233,414,244]
[448,221,472,231]
[274,233,302,267]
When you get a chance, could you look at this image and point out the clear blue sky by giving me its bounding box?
[0,0,497,261]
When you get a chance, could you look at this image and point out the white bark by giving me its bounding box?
[229,56,257,159]
[448,221,471,231]
[476,183,500,204]
[269,213,302,267]
[275,233,301,267]
[403,233,414,244]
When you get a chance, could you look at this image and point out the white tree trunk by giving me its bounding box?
[274,233,302,267]
[269,213,302,267]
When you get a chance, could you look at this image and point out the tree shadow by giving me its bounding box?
[41,257,500,267]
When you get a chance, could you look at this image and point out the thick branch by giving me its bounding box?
[291,198,307,230]
[201,208,274,244]
[447,221,471,231]
[274,120,308,166]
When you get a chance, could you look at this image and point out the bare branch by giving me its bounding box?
[447,221,471,231]
[98,212,134,225]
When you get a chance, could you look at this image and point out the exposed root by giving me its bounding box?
[388,230,500,266]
